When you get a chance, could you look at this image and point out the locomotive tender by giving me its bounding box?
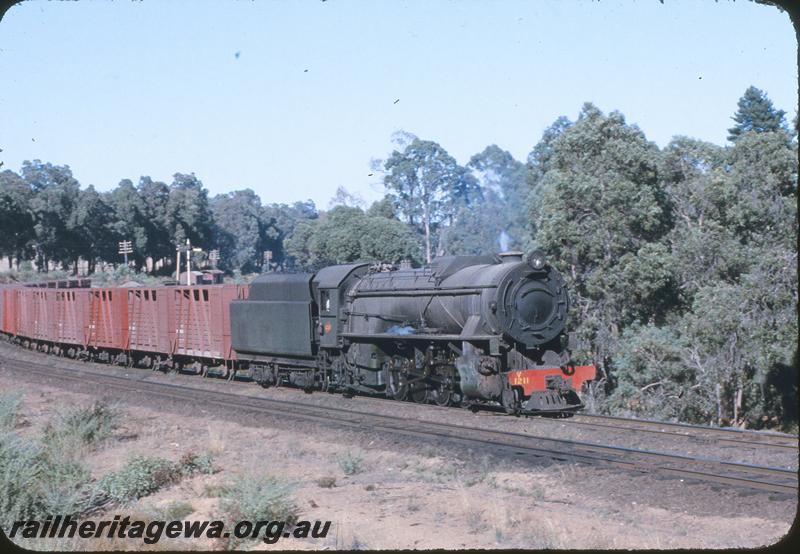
[231,251,595,414]
[0,251,595,415]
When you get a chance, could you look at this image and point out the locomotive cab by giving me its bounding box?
[313,263,369,349]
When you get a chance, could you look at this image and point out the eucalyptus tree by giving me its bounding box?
[531,104,672,378]
[0,169,35,268]
[21,160,82,271]
[467,145,528,250]
[285,205,419,270]
[381,133,479,263]
[211,189,265,272]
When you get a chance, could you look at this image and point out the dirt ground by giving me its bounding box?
[0,368,796,551]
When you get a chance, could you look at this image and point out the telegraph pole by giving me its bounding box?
[186,239,191,286]
[118,240,133,266]
[175,245,181,282]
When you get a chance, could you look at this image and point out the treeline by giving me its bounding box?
[0,86,796,429]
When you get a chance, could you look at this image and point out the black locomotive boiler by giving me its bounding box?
[230,251,595,414]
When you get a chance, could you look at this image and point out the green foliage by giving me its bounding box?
[337,449,364,475]
[0,169,35,264]
[286,205,420,269]
[261,200,318,269]
[44,401,120,451]
[99,456,182,502]
[98,450,217,504]
[0,392,21,432]
[531,103,671,376]
[22,160,83,271]
[219,474,298,526]
[468,144,529,250]
[526,95,796,429]
[366,195,398,219]
[438,200,505,256]
[381,132,480,262]
[178,451,217,475]
[727,86,788,142]
[0,420,98,531]
[158,500,195,520]
[211,189,266,273]
[0,432,48,530]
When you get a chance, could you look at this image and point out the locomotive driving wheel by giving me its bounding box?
[386,367,408,401]
[431,367,458,406]
[409,382,429,404]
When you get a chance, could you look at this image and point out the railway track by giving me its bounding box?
[1,352,796,495]
[543,413,798,451]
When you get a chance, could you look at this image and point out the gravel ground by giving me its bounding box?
[0,344,796,550]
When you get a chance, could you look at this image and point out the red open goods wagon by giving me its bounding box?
[54,288,88,347]
[126,287,171,355]
[16,288,56,343]
[86,288,128,350]
[0,286,9,334]
[169,284,248,361]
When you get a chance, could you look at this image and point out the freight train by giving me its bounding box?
[0,251,595,415]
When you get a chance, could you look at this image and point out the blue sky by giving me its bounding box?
[0,0,796,207]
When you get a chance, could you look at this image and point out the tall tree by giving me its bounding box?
[164,173,213,249]
[437,199,505,256]
[137,176,172,266]
[68,185,114,274]
[285,205,419,269]
[0,170,35,267]
[108,179,150,270]
[468,145,527,250]
[211,189,265,272]
[260,200,318,269]
[21,160,82,272]
[531,104,672,379]
[526,115,572,189]
[328,186,366,209]
[382,133,477,263]
[727,86,788,142]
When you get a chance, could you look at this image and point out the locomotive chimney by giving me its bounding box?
[498,251,524,263]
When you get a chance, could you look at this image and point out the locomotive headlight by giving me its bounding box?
[527,249,547,270]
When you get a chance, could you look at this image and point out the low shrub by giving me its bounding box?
[0,392,21,432]
[0,431,94,532]
[219,474,298,525]
[157,500,195,520]
[179,451,216,475]
[44,401,120,456]
[99,456,181,502]
[316,476,337,488]
[337,450,364,476]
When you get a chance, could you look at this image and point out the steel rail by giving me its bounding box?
[538,413,798,451]
[1,353,796,495]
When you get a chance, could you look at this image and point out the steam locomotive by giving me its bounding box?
[231,251,595,414]
[0,251,595,415]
